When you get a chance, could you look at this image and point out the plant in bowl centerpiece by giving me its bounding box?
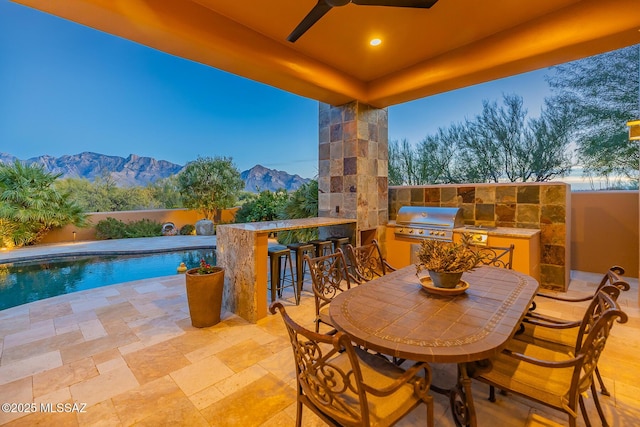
[415,233,482,288]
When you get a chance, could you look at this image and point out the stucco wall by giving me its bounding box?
[40,208,238,243]
[571,191,638,277]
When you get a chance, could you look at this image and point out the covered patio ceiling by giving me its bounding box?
[13,0,640,108]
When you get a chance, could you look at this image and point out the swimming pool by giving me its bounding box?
[0,249,216,311]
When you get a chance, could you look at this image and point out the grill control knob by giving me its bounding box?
[409,229,414,234]
[419,230,424,235]
[429,231,434,235]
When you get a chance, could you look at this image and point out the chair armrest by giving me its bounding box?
[524,313,581,329]
[535,291,592,303]
[359,356,431,397]
[383,260,397,272]
[348,271,365,285]
[501,348,583,369]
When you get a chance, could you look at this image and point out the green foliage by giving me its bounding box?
[147,175,182,209]
[546,45,639,186]
[95,217,128,239]
[0,161,87,248]
[276,180,319,245]
[179,224,196,235]
[415,234,482,273]
[125,219,163,238]
[95,217,162,239]
[56,176,181,212]
[388,94,573,185]
[177,156,244,220]
[234,189,288,223]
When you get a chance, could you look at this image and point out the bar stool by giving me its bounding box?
[286,242,315,299]
[328,236,351,254]
[267,245,297,304]
[308,239,332,257]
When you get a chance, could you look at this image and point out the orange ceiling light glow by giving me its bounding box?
[369,38,382,46]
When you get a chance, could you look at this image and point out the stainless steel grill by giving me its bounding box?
[394,206,464,242]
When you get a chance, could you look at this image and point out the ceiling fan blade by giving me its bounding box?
[352,0,439,8]
[287,1,333,43]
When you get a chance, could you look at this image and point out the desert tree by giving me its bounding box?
[177,156,244,221]
[546,44,639,186]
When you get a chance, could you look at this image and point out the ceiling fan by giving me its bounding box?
[287,0,439,43]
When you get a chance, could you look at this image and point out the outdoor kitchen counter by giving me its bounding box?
[385,221,541,281]
[216,217,357,322]
[454,226,540,238]
[387,220,540,238]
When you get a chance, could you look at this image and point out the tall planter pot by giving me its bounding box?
[185,267,224,327]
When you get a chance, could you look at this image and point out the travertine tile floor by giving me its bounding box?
[0,269,638,426]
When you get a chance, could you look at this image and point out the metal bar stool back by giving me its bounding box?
[328,236,350,254]
[307,239,332,257]
[286,242,315,300]
[267,245,297,304]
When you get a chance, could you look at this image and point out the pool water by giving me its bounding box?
[0,249,216,311]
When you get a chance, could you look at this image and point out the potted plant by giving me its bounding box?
[415,233,482,288]
[185,259,225,327]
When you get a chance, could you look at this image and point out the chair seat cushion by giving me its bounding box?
[515,322,577,351]
[477,340,575,412]
[330,348,422,426]
[319,304,333,327]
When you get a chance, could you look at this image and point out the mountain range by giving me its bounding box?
[0,152,310,192]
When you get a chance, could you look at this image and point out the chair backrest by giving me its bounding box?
[269,302,369,425]
[344,239,388,283]
[596,265,630,293]
[571,294,627,397]
[574,284,625,353]
[473,244,515,269]
[304,250,352,315]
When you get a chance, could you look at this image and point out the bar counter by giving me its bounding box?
[216,217,357,322]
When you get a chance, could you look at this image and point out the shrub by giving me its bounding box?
[95,217,162,239]
[125,219,162,238]
[95,217,128,240]
[235,189,288,223]
[180,224,196,235]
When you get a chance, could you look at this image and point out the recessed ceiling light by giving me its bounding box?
[370,38,382,46]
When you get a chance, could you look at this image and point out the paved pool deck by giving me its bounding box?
[0,236,217,264]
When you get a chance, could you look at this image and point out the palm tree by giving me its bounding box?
[0,161,87,248]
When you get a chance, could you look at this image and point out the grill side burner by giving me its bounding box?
[394,206,464,241]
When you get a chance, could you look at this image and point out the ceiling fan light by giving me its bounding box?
[370,38,382,46]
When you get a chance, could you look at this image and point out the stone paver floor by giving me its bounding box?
[0,239,638,426]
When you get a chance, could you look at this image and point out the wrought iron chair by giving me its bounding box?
[270,302,434,427]
[519,276,630,412]
[344,239,396,284]
[304,250,353,333]
[474,289,627,427]
[472,244,515,269]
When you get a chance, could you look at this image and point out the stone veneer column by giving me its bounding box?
[318,102,389,243]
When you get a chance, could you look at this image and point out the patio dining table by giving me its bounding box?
[329,265,539,427]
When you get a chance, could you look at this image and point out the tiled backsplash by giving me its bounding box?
[389,183,570,290]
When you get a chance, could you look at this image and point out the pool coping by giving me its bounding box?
[0,236,217,265]
[0,245,217,265]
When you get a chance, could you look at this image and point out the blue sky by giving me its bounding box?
[0,0,551,179]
